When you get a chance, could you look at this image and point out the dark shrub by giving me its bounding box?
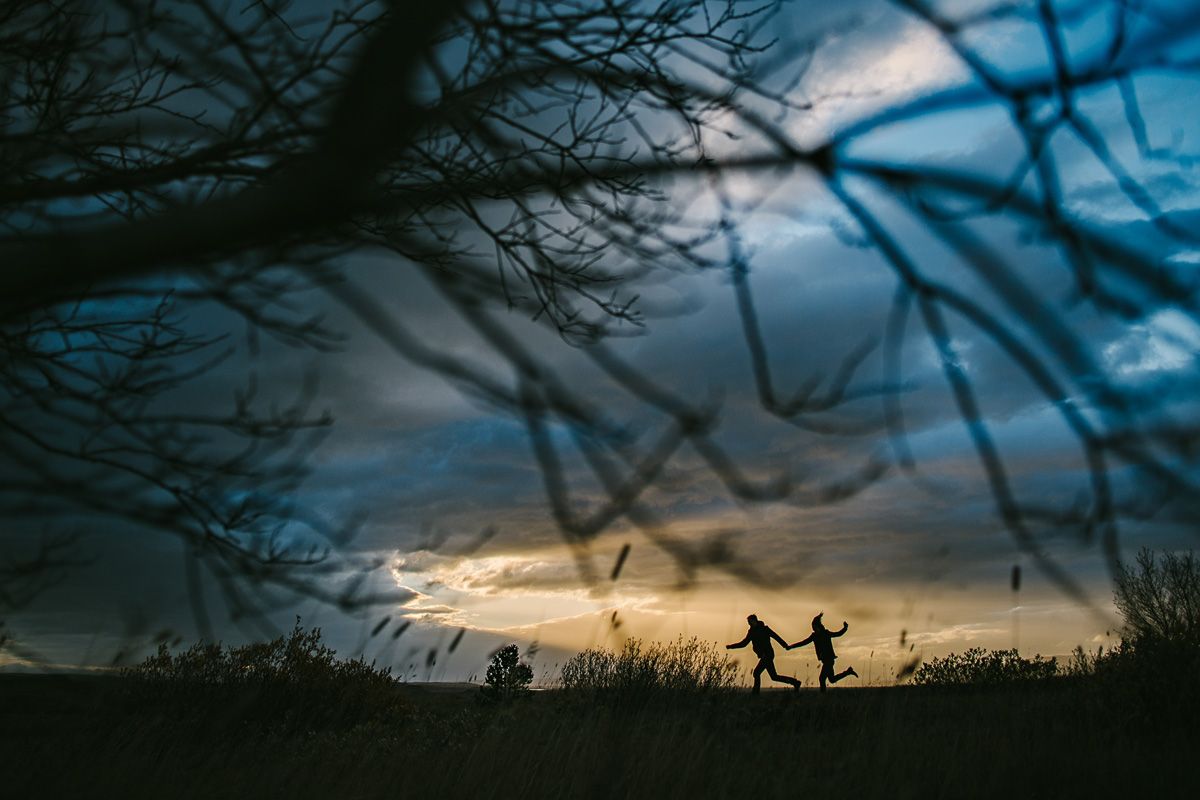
[560,636,739,694]
[911,648,1058,686]
[124,618,403,728]
[1100,549,1200,719]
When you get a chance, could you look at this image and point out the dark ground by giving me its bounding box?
[2,673,1197,798]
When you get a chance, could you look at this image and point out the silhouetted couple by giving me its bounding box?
[727,612,858,693]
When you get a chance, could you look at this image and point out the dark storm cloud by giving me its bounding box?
[278,183,1197,594]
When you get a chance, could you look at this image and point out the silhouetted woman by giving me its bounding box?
[790,613,858,691]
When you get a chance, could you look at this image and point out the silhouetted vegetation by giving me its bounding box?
[910,548,1200,725]
[481,644,533,702]
[912,648,1058,686]
[1114,548,1200,651]
[123,619,402,729]
[560,637,740,695]
[1075,548,1200,720]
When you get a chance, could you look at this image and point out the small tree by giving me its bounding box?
[482,644,533,701]
[1114,548,1200,648]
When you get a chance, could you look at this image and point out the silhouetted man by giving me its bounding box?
[790,612,858,692]
[726,614,801,693]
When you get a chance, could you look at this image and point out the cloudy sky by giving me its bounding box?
[7,0,1200,686]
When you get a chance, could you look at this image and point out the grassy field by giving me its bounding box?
[3,672,1196,799]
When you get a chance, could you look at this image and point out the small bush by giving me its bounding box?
[481,644,533,701]
[124,618,402,728]
[911,648,1058,686]
[1062,642,1135,678]
[560,636,739,694]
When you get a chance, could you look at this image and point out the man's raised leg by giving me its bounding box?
[765,660,801,690]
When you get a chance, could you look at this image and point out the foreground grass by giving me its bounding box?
[2,674,1195,798]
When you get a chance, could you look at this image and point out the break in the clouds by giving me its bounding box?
[6,0,1200,682]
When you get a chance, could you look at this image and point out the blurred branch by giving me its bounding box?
[3,0,1200,638]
